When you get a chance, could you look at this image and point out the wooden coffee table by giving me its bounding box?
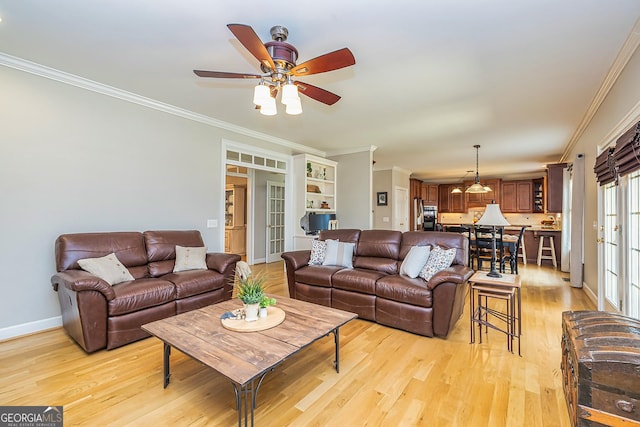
[142,295,357,427]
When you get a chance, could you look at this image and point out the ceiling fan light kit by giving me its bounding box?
[194,24,355,116]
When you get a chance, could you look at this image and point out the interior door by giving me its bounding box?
[394,186,409,232]
[266,180,285,263]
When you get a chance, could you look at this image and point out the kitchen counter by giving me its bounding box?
[441,223,561,232]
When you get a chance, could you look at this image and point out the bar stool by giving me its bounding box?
[518,238,527,265]
[537,232,557,268]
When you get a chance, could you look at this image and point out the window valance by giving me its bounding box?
[594,121,640,186]
[593,146,616,185]
[613,121,640,178]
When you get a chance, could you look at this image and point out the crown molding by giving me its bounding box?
[561,18,640,162]
[326,145,378,157]
[0,52,325,158]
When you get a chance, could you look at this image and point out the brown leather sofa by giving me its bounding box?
[51,230,240,353]
[281,229,473,338]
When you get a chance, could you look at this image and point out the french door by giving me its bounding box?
[602,182,621,311]
[266,181,285,263]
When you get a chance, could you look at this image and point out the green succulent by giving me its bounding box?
[236,275,266,305]
[260,295,277,308]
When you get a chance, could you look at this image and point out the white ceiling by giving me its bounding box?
[1,0,639,181]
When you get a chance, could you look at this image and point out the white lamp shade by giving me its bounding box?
[253,84,270,106]
[476,203,510,226]
[281,83,299,105]
[451,187,462,194]
[285,97,302,115]
[259,96,277,116]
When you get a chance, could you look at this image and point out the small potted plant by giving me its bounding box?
[236,275,266,322]
[259,295,277,318]
[306,162,313,177]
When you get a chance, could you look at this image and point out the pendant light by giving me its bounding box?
[466,145,491,194]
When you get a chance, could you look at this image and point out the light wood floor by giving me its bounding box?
[0,262,593,426]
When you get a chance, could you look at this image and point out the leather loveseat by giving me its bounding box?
[281,229,473,338]
[51,230,240,353]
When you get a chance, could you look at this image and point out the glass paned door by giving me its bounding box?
[628,171,640,318]
[266,181,285,263]
[603,182,620,311]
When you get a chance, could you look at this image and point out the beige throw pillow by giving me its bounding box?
[78,253,134,285]
[173,245,208,272]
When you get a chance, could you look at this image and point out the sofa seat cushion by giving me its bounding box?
[376,275,433,308]
[332,268,386,294]
[295,265,344,287]
[161,270,224,299]
[108,278,176,316]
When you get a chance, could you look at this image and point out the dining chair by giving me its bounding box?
[473,226,504,272]
[445,226,472,267]
[501,226,526,274]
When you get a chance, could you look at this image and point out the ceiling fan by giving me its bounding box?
[193,24,356,114]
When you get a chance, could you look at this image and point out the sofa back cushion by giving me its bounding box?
[144,230,205,277]
[319,229,361,246]
[400,231,468,267]
[353,230,402,274]
[55,232,148,278]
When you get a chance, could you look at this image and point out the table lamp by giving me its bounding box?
[476,203,510,277]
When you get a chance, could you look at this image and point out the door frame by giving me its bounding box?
[221,140,293,264]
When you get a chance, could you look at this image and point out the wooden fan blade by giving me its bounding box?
[227,24,276,71]
[290,48,355,76]
[294,81,341,105]
[194,70,262,79]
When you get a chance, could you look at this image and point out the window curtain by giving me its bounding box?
[570,154,585,289]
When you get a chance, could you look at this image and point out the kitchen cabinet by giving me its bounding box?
[501,180,532,213]
[533,178,545,213]
[464,178,501,208]
[421,183,439,205]
[438,184,464,213]
[225,185,246,255]
[546,163,566,213]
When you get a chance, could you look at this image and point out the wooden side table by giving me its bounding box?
[469,271,522,355]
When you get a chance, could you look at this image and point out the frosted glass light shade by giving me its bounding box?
[476,204,510,226]
[281,83,299,105]
[253,84,270,106]
[451,187,462,194]
[466,182,488,193]
[259,96,277,116]
[285,97,302,115]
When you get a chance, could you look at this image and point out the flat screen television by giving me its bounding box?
[305,213,336,235]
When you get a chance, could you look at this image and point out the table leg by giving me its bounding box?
[333,328,340,373]
[163,343,171,388]
[232,371,270,427]
[469,284,475,344]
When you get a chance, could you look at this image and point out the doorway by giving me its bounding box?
[223,142,292,265]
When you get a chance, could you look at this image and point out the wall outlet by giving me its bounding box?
[207,219,218,228]
[383,216,390,223]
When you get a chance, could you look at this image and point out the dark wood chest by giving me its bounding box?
[561,310,640,426]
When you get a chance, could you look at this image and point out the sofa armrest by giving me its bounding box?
[206,252,241,275]
[427,264,473,337]
[51,270,116,300]
[281,251,311,271]
[425,265,474,290]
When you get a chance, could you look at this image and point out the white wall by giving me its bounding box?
[0,66,295,335]
[330,149,373,229]
[564,45,640,296]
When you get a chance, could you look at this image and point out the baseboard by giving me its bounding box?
[0,316,62,342]
[582,281,598,308]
